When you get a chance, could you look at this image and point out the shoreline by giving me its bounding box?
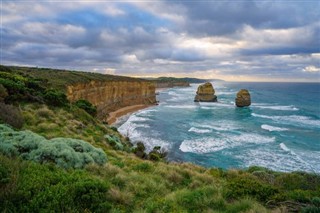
[107,104,155,125]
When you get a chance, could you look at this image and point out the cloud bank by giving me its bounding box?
[1,0,320,81]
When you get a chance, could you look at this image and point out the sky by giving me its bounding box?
[1,0,320,82]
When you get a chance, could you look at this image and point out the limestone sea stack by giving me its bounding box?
[235,89,251,107]
[194,82,217,102]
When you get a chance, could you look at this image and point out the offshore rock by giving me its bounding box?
[235,89,251,107]
[194,82,217,102]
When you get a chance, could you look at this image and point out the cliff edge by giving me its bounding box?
[67,80,156,122]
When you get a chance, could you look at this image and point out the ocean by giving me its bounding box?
[116,82,320,173]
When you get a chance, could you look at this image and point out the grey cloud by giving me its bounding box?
[166,1,320,36]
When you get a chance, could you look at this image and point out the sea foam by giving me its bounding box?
[252,104,299,111]
[252,113,320,127]
[261,124,288,132]
[188,127,212,134]
[180,133,275,153]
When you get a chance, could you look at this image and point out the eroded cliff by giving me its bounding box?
[67,80,156,121]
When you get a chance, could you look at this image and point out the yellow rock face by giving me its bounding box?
[66,80,156,120]
[194,82,217,102]
[235,89,251,107]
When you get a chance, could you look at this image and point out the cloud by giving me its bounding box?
[303,66,320,73]
[1,1,320,82]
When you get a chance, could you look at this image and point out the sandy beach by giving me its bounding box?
[107,104,154,125]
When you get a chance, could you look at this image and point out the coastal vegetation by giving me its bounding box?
[0,65,319,212]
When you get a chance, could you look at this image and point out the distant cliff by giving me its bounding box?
[148,77,190,88]
[146,77,225,88]
[155,81,190,88]
[67,81,156,120]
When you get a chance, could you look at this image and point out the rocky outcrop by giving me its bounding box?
[66,80,156,121]
[194,82,217,102]
[235,89,251,107]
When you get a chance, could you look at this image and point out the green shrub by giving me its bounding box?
[225,175,278,202]
[133,162,153,172]
[73,179,110,212]
[43,89,68,107]
[0,124,107,169]
[0,84,8,102]
[275,172,320,191]
[105,135,124,150]
[148,146,167,161]
[0,103,24,129]
[74,99,97,116]
[175,186,221,211]
[133,142,147,159]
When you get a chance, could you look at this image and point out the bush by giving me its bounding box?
[148,146,167,161]
[43,89,68,107]
[73,179,110,212]
[0,124,107,169]
[133,142,147,159]
[225,175,278,202]
[74,99,97,116]
[0,103,24,129]
[105,135,124,150]
[0,84,8,102]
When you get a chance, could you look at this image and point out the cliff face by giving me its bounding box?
[66,81,156,121]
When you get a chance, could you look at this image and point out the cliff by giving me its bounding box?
[155,81,190,88]
[66,81,156,121]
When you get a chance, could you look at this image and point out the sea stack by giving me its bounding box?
[194,82,217,102]
[235,89,251,107]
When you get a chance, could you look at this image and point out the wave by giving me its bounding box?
[280,143,290,152]
[180,133,275,154]
[198,102,234,108]
[253,105,299,111]
[216,91,234,95]
[188,127,212,134]
[165,105,197,109]
[118,115,170,152]
[239,148,316,173]
[261,124,288,132]
[194,121,239,131]
[252,113,320,127]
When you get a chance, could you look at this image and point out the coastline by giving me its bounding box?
[107,104,155,125]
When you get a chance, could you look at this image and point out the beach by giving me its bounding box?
[107,104,154,125]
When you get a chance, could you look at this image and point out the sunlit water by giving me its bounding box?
[116,82,320,173]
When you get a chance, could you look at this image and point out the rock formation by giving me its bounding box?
[66,80,156,121]
[194,82,217,102]
[235,89,251,107]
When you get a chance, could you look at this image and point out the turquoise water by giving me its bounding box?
[117,82,320,173]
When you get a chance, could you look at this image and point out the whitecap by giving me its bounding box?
[188,127,212,134]
[261,124,288,132]
[253,105,299,111]
[180,133,275,153]
[216,91,234,95]
[198,102,234,108]
[239,148,315,173]
[164,105,197,109]
[280,143,290,152]
[252,113,320,127]
[194,121,239,131]
[180,138,228,153]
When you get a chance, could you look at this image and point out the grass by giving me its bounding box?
[1,65,320,212]
[1,65,147,91]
